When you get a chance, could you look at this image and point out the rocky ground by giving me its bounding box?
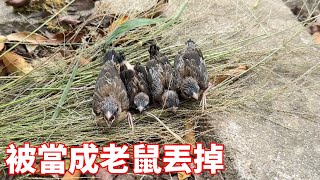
[166,0,320,179]
[1,0,319,179]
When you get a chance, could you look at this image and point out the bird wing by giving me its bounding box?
[179,48,209,90]
[173,53,186,89]
[134,63,150,96]
[92,92,102,115]
[120,69,138,106]
[93,61,130,113]
[162,63,176,90]
[188,48,208,89]
[146,59,164,101]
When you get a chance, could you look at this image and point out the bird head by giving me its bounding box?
[116,51,125,65]
[186,39,196,49]
[134,92,150,113]
[148,44,160,57]
[162,90,180,113]
[101,97,121,127]
[103,49,125,65]
[182,77,200,100]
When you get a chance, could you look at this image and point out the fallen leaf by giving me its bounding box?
[0,60,8,76]
[6,32,48,44]
[1,51,33,74]
[0,35,7,51]
[212,74,231,85]
[5,0,30,8]
[62,170,81,180]
[59,15,82,26]
[178,172,191,180]
[0,44,5,52]
[212,65,249,85]
[108,15,129,32]
[225,65,248,76]
[50,32,85,43]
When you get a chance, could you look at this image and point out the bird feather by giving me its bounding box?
[93,61,129,115]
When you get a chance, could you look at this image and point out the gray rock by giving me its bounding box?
[0,1,41,34]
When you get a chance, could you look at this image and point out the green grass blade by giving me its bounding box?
[103,18,166,48]
[155,0,188,33]
[51,60,80,121]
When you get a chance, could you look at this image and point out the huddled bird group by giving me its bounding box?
[92,39,210,128]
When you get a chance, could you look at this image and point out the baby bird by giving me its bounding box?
[92,50,133,129]
[147,44,180,112]
[120,61,150,113]
[174,39,211,111]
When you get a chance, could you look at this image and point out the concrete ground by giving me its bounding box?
[164,0,320,179]
[1,0,319,179]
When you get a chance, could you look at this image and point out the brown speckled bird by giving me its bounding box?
[146,44,180,112]
[92,50,133,128]
[174,39,211,111]
[120,61,151,113]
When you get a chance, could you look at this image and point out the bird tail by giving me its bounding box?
[186,39,196,48]
[148,44,160,58]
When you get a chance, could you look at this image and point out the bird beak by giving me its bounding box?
[104,111,115,127]
[171,106,178,113]
[106,111,112,120]
[137,106,144,113]
[192,92,199,100]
